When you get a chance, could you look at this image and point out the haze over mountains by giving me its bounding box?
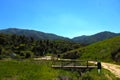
[0,28,120,44]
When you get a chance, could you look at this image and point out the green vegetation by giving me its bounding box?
[63,36,120,64]
[0,60,119,80]
[0,32,120,79]
[81,69,119,80]
[0,60,78,80]
[0,33,83,59]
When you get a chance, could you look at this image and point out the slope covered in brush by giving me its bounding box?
[0,34,83,59]
[63,36,120,63]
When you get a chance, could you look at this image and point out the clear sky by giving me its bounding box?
[0,0,120,38]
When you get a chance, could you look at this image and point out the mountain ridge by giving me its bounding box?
[0,28,70,41]
[0,28,119,44]
[72,31,120,44]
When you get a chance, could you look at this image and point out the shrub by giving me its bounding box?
[63,51,81,59]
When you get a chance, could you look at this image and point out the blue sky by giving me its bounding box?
[0,0,120,38]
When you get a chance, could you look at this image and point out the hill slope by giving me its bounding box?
[72,31,120,44]
[0,33,83,58]
[0,28,70,40]
[63,36,120,63]
[0,28,120,44]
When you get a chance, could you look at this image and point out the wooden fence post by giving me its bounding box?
[97,62,101,74]
[87,60,88,68]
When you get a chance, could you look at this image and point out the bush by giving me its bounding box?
[82,75,93,80]
[63,51,81,59]
[111,48,120,62]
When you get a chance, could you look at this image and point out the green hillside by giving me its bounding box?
[63,36,120,63]
[0,33,83,59]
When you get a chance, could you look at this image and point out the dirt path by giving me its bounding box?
[89,61,120,78]
[102,62,120,78]
[34,56,54,60]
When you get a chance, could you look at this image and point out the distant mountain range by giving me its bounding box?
[0,28,120,44]
[72,31,120,44]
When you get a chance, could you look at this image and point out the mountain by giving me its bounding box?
[63,36,120,63]
[72,31,120,44]
[0,28,120,44]
[0,28,70,41]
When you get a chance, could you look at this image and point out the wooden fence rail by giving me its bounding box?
[52,59,97,69]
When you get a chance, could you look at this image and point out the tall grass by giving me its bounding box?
[0,60,78,80]
[81,69,119,80]
[0,60,119,80]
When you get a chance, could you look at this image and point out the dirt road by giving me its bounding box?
[89,61,120,78]
[102,62,120,78]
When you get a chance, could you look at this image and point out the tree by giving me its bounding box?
[25,53,31,58]
[63,51,80,59]
[111,48,120,62]
[0,47,2,55]
[0,36,7,45]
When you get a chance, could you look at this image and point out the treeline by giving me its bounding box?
[0,34,83,59]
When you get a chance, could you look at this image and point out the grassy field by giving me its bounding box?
[0,60,78,80]
[0,60,119,80]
